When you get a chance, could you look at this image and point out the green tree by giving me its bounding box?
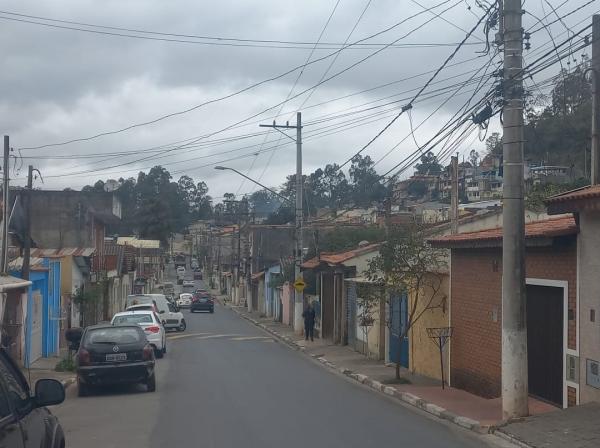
[365,225,447,379]
[414,151,443,175]
[349,155,386,206]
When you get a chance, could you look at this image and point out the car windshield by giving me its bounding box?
[84,327,143,345]
[113,314,153,325]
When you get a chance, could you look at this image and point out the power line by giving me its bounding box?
[0,9,482,50]
[18,0,461,151]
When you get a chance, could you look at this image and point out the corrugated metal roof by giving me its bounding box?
[0,275,31,291]
[8,257,46,271]
[117,237,161,249]
[30,247,95,257]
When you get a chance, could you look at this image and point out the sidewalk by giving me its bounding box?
[21,353,76,390]
[220,297,557,436]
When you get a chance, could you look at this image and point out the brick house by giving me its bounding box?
[429,216,579,408]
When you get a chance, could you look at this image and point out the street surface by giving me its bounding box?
[53,267,503,448]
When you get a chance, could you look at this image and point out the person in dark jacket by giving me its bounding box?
[302,304,316,341]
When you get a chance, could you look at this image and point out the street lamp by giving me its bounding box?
[214,166,292,204]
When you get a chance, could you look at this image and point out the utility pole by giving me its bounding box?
[21,165,34,280]
[591,15,600,184]
[501,0,528,419]
[1,137,10,274]
[450,155,459,235]
[260,112,304,334]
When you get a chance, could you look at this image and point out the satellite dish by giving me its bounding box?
[104,179,119,192]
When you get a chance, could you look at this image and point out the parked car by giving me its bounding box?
[183,280,195,288]
[0,348,65,448]
[68,324,156,397]
[177,293,193,308]
[111,311,167,358]
[193,269,203,280]
[191,294,214,313]
[126,303,186,332]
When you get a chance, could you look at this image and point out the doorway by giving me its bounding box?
[526,283,564,407]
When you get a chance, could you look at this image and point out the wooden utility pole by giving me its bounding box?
[21,166,34,280]
[450,156,459,235]
[501,0,528,419]
[591,15,600,184]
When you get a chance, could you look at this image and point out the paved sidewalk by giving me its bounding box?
[222,299,557,437]
[497,403,600,448]
[21,354,76,390]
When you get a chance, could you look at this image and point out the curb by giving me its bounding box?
[61,377,76,390]
[229,305,494,437]
[492,430,535,448]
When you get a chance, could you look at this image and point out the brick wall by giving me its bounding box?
[450,239,577,399]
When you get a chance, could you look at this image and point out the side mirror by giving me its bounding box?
[34,379,65,407]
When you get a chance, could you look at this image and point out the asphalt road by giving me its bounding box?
[52,267,506,448]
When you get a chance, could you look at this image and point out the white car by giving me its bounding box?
[111,310,167,358]
[177,293,193,308]
[127,303,186,332]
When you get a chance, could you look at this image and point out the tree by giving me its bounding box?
[349,155,386,206]
[365,225,447,379]
[485,132,502,156]
[469,149,479,167]
[414,151,443,175]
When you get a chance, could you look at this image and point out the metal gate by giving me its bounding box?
[527,284,564,406]
[389,292,409,368]
[43,260,61,357]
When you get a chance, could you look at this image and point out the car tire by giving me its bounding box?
[163,343,167,354]
[210,309,214,314]
[77,379,89,397]
[146,373,156,392]
[179,320,186,331]
[155,347,164,358]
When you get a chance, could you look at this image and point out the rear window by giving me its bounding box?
[127,296,153,307]
[113,314,154,325]
[84,327,143,345]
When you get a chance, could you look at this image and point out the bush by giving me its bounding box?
[55,357,76,372]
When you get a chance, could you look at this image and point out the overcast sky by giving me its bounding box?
[0,0,596,199]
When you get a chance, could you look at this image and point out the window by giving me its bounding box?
[0,354,32,416]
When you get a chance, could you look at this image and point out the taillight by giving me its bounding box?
[145,326,160,333]
[78,348,90,366]
[143,345,154,360]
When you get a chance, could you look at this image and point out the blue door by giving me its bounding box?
[389,292,409,367]
[43,260,61,357]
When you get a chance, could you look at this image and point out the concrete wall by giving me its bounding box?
[577,211,600,403]
[409,273,450,381]
[449,243,577,404]
[29,190,117,248]
[282,284,293,326]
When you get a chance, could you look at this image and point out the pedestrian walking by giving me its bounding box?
[302,303,316,341]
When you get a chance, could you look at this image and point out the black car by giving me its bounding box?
[190,294,214,313]
[0,348,65,448]
[69,324,156,396]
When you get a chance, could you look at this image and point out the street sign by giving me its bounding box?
[293,278,306,292]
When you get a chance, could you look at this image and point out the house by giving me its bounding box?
[0,275,32,366]
[429,216,579,408]
[8,257,62,367]
[545,185,600,405]
[104,240,136,319]
[117,237,163,293]
[301,242,380,346]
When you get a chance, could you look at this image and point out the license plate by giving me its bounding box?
[106,353,127,362]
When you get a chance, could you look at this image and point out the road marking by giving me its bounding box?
[230,336,273,341]
[167,332,211,340]
[194,334,241,340]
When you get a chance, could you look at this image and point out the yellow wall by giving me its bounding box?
[60,256,73,297]
[409,273,449,381]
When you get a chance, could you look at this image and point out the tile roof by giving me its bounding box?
[428,216,577,247]
[545,185,600,204]
[301,243,380,269]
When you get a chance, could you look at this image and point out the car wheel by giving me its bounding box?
[77,379,89,397]
[146,373,156,392]
[154,347,164,358]
[179,320,186,331]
